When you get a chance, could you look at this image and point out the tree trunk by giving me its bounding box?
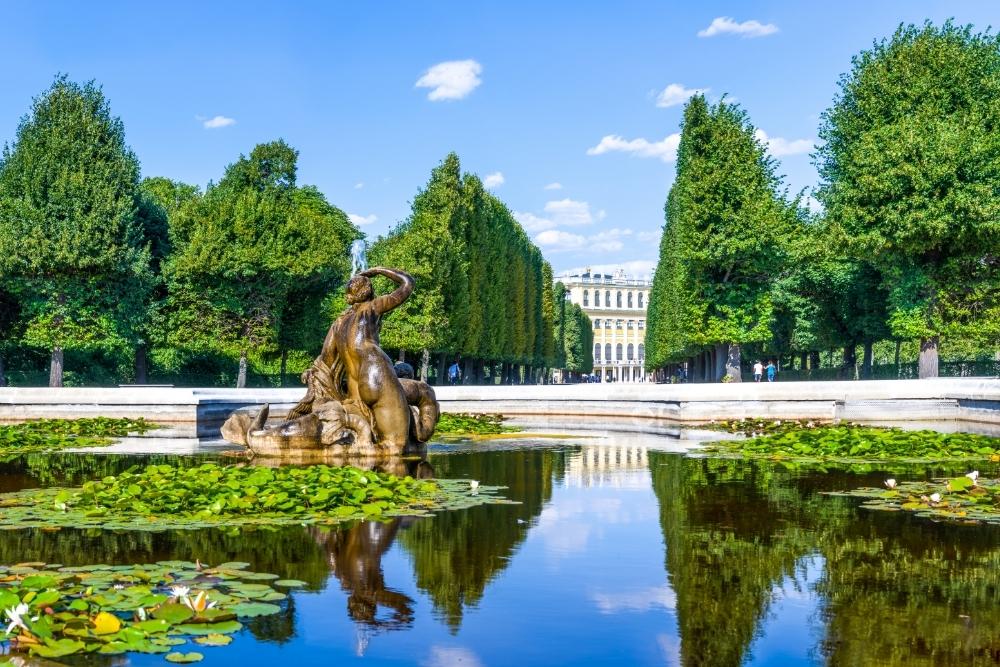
[0,354,6,387]
[237,351,248,388]
[279,349,288,387]
[841,345,857,380]
[726,343,742,382]
[862,341,873,380]
[49,346,64,387]
[809,351,821,374]
[134,344,148,385]
[919,337,939,378]
[799,352,808,374]
[894,340,902,377]
[714,343,727,382]
[463,357,473,385]
[419,348,430,383]
[397,349,406,363]
[436,353,448,386]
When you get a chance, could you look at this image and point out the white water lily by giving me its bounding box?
[113,584,126,590]
[182,590,216,612]
[929,492,942,503]
[469,480,480,495]
[966,471,980,484]
[884,479,897,490]
[169,585,190,599]
[4,603,30,635]
[136,607,147,621]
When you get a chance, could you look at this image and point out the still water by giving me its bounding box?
[3,437,1000,666]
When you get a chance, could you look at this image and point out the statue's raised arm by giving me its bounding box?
[360,267,414,315]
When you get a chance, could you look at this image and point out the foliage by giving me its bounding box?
[435,413,520,436]
[0,76,152,382]
[816,21,1000,369]
[0,463,513,530]
[829,474,1000,524]
[0,560,289,661]
[645,95,798,370]
[703,425,1000,462]
[0,418,156,454]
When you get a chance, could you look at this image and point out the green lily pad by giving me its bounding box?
[273,579,307,588]
[166,652,205,663]
[153,603,194,624]
[194,633,233,646]
[174,620,243,635]
[231,602,281,617]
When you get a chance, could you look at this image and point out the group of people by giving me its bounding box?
[753,360,777,383]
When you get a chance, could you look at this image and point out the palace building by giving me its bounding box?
[560,268,652,382]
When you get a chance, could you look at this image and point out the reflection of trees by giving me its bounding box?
[650,453,813,667]
[650,452,1000,666]
[0,452,210,491]
[398,448,565,631]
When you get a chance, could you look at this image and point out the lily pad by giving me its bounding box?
[230,602,281,617]
[174,620,243,635]
[166,652,205,663]
[194,633,233,646]
[273,579,307,588]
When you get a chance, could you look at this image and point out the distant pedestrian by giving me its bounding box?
[447,360,461,385]
[766,360,776,382]
[753,360,763,383]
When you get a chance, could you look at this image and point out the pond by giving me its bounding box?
[2,432,1000,666]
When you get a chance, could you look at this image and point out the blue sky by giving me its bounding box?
[2,1,997,277]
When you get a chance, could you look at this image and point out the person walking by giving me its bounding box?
[447,359,461,385]
[753,360,763,383]
[766,360,777,383]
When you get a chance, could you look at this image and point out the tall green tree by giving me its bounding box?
[162,140,357,387]
[646,95,797,381]
[0,76,152,386]
[816,21,1000,377]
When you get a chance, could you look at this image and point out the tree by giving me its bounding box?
[816,21,1000,377]
[162,140,358,387]
[0,76,152,386]
[646,95,797,381]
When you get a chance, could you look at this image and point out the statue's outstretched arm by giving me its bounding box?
[361,267,414,315]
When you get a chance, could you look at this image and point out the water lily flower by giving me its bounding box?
[469,480,480,491]
[929,493,942,503]
[113,584,126,590]
[884,479,897,490]
[135,607,147,621]
[169,585,190,599]
[966,471,980,484]
[4,603,30,635]
[182,591,216,612]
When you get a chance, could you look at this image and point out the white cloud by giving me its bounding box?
[754,129,813,157]
[544,198,599,226]
[637,229,662,245]
[544,182,563,190]
[587,133,680,163]
[514,211,556,233]
[698,16,779,38]
[562,260,657,279]
[415,59,482,101]
[589,227,633,253]
[353,182,364,190]
[656,83,709,108]
[348,213,377,226]
[483,171,505,188]
[201,115,236,129]
[535,229,587,251]
[422,646,484,667]
[592,584,677,614]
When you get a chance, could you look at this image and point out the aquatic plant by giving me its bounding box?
[435,413,520,436]
[0,463,514,531]
[702,425,1000,463]
[0,560,291,661]
[701,418,826,437]
[829,473,1000,524]
[0,418,156,454]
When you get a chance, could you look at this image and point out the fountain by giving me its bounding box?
[222,266,440,457]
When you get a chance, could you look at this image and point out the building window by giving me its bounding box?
[638,292,644,309]
[616,343,623,361]
[616,291,622,308]
[627,343,634,361]
[594,343,601,361]
[583,290,589,307]
[604,291,610,308]
[594,318,601,330]
[628,292,633,308]
[627,320,634,330]
[604,319,611,329]
[638,320,645,329]
[638,344,645,360]
[604,343,611,361]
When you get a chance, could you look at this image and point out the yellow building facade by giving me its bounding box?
[561,269,651,382]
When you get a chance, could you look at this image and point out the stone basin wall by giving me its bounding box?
[1,378,999,437]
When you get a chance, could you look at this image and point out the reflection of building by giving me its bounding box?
[560,268,652,382]
[564,445,649,488]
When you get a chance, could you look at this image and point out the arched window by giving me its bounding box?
[616,319,623,330]
[628,292,633,308]
[604,343,611,361]
[583,290,589,307]
[627,343,634,360]
[617,291,622,308]
[594,318,601,329]
[638,292,644,309]
[605,291,610,308]
[638,344,645,360]
[594,343,601,360]
[604,319,611,329]
[616,343,623,361]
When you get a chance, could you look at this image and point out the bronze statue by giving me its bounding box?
[222,267,440,456]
